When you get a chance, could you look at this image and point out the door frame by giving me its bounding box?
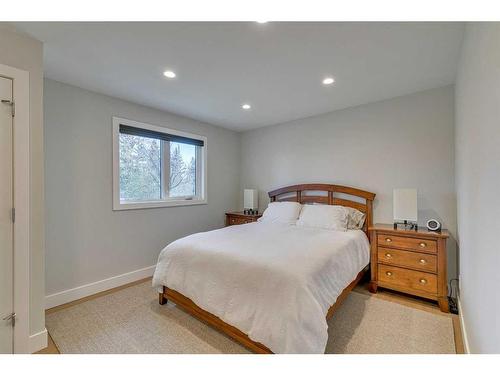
[0,63,30,353]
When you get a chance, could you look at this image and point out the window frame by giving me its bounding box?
[112,116,207,210]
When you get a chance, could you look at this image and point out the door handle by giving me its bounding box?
[1,100,15,117]
[2,312,16,327]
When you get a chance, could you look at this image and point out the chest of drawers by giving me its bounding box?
[368,224,449,312]
[225,211,262,226]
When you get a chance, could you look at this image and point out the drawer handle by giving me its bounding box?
[385,238,392,243]
[386,271,393,276]
[385,253,392,259]
[419,259,427,264]
[419,278,427,285]
[419,242,427,248]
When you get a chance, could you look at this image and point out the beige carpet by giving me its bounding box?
[46,281,455,354]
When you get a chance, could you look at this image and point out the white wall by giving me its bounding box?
[0,26,45,338]
[44,79,240,297]
[455,23,500,353]
[241,86,457,280]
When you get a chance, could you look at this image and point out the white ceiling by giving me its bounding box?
[14,22,464,131]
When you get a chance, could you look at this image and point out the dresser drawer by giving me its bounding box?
[377,234,437,253]
[378,264,437,295]
[226,215,258,226]
[377,247,437,273]
[228,217,246,225]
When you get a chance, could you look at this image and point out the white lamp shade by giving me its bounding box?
[393,189,417,222]
[244,189,258,210]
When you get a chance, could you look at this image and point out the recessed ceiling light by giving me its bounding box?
[256,21,268,24]
[163,70,176,78]
[322,77,335,85]
[242,104,251,110]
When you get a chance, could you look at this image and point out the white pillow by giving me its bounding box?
[296,204,348,231]
[345,207,366,230]
[259,201,302,224]
[312,203,366,230]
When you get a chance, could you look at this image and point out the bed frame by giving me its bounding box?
[159,183,376,353]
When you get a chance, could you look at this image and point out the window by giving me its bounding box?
[113,117,206,210]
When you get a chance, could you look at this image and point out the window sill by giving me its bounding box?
[113,198,207,211]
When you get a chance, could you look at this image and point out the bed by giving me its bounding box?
[152,184,375,353]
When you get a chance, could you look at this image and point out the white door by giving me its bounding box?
[0,76,14,354]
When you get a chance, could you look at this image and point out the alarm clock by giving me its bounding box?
[426,219,441,232]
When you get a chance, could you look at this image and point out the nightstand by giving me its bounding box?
[368,223,449,312]
[225,211,262,226]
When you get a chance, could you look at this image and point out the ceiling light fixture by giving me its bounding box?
[256,21,268,24]
[163,70,176,78]
[242,104,251,110]
[322,77,335,85]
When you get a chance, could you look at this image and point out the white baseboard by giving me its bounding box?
[45,265,156,309]
[457,296,470,354]
[29,328,48,353]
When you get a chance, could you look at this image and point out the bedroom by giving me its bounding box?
[1,1,499,372]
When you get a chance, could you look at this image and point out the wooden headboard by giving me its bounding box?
[268,184,376,235]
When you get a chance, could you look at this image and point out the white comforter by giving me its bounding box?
[152,222,370,353]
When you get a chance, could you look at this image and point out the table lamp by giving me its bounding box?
[393,188,417,230]
[244,189,259,215]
